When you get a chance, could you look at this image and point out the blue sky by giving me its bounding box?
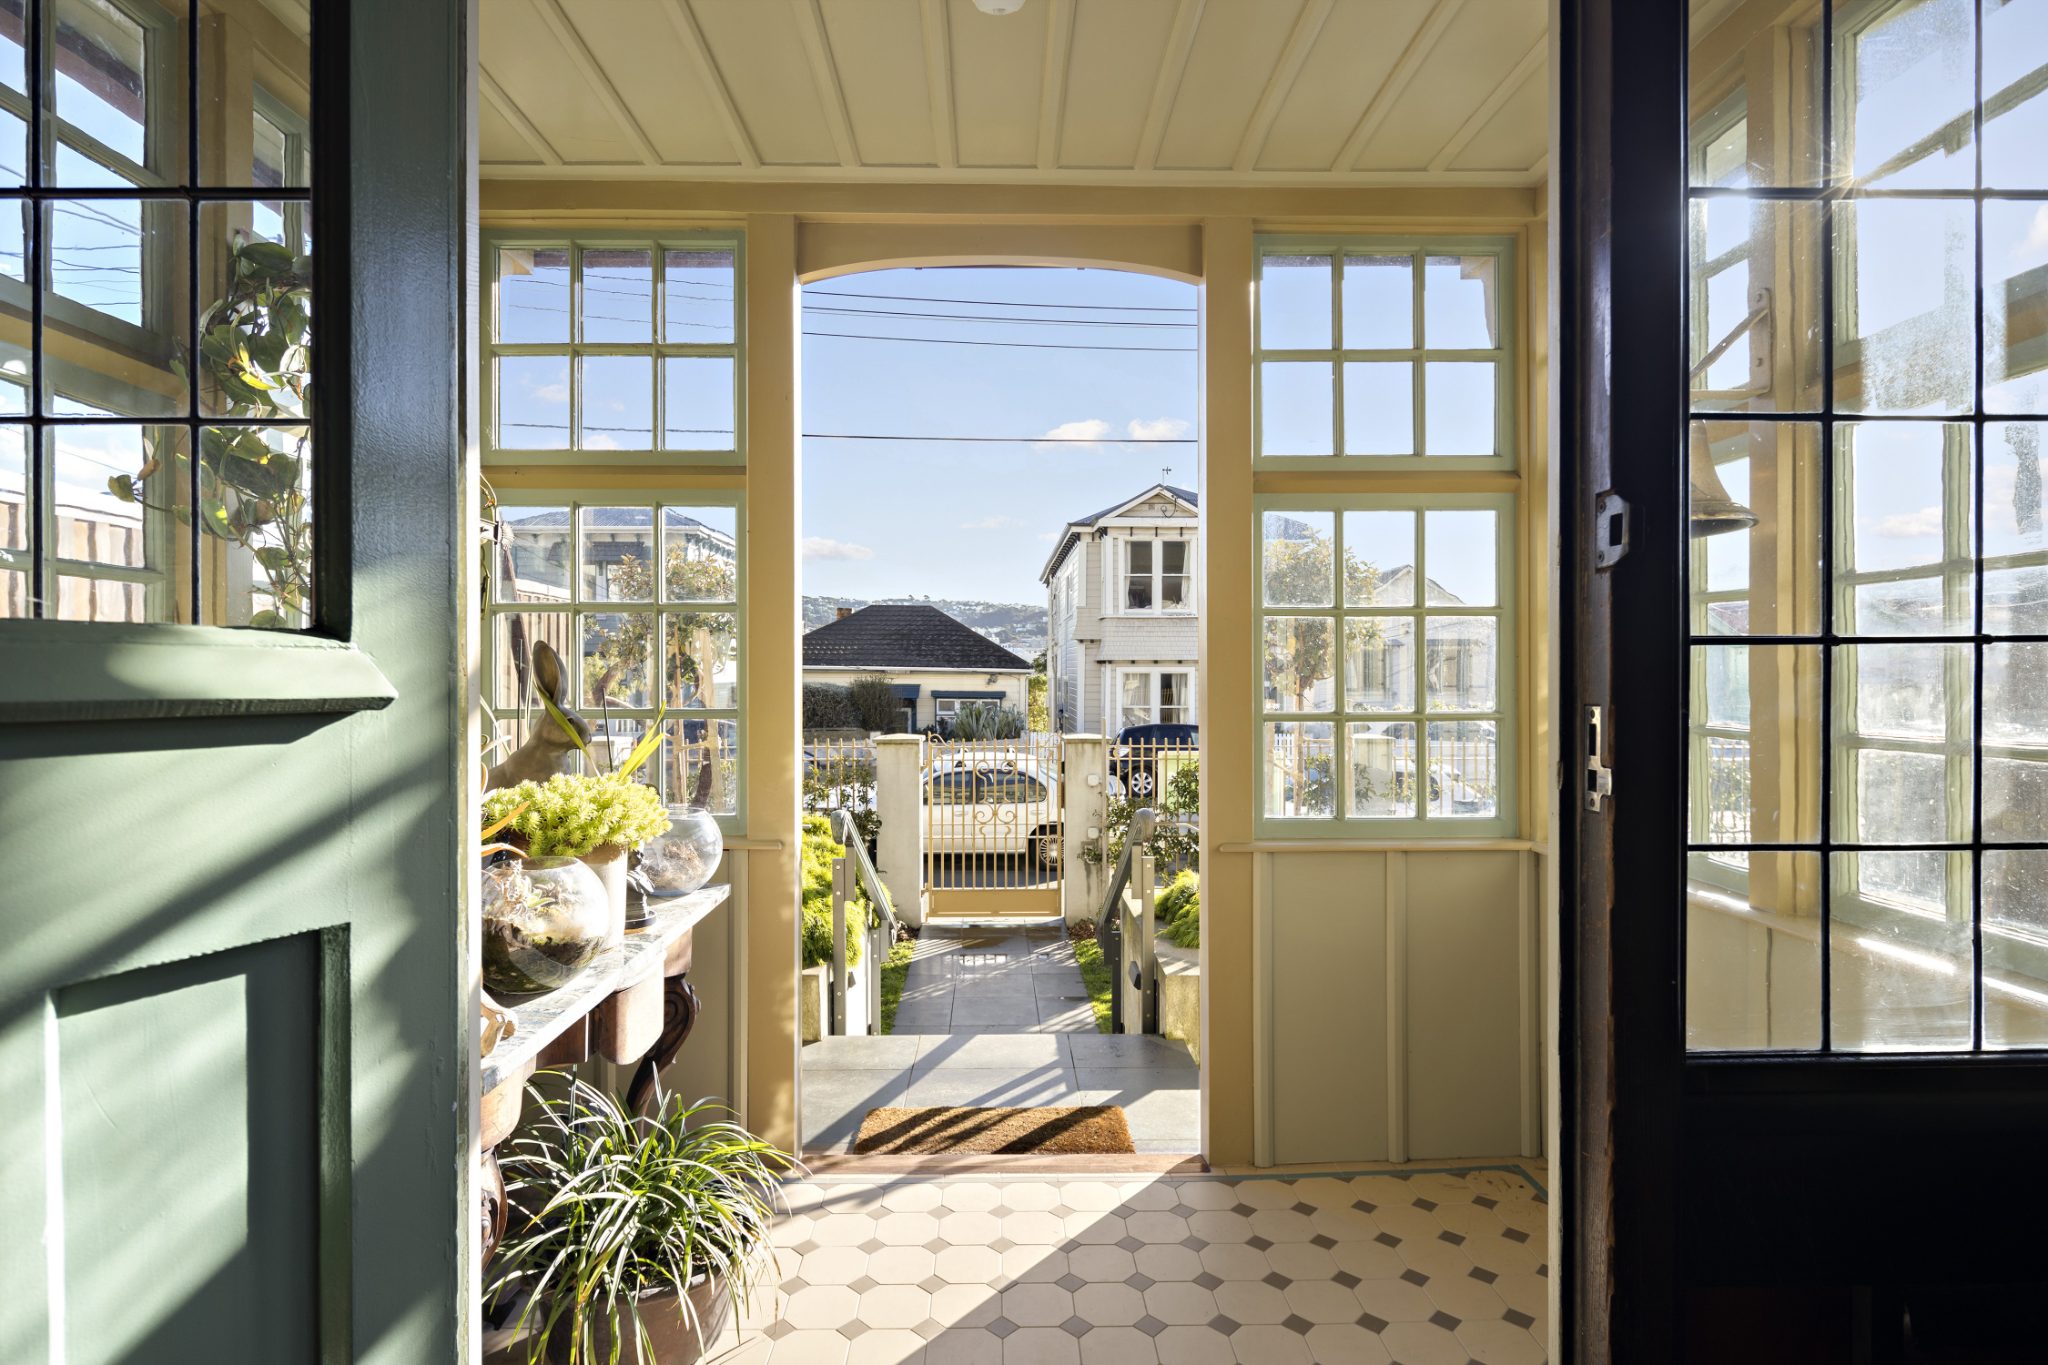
[801,266,1198,604]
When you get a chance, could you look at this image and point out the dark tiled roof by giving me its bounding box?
[803,604,1030,672]
[1073,483,1199,527]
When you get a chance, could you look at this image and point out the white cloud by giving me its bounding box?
[803,537,874,561]
[1127,416,1192,441]
[1871,507,1945,539]
[1038,418,1115,447]
[582,434,620,452]
[961,515,1022,531]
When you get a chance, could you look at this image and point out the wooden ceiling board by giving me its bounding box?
[1447,62,1547,171]
[1153,0,1302,170]
[690,0,842,166]
[947,0,1046,168]
[1352,0,1544,170]
[821,0,938,167]
[1255,0,1432,171]
[479,95,545,166]
[560,0,744,165]
[482,0,648,163]
[1055,0,1177,168]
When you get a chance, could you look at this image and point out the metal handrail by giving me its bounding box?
[1096,808,1158,1034]
[829,809,897,1035]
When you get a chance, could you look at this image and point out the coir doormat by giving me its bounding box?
[853,1105,1135,1155]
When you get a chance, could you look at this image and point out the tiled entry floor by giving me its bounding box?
[800,925,1200,1154]
[712,1165,1550,1364]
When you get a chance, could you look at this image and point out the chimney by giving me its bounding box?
[836,606,854,620]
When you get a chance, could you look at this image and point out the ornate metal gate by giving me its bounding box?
[922,735,1064,919]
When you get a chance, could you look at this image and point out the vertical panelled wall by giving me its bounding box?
[1203,216,1551,1167]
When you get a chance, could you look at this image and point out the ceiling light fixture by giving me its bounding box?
[972,0,1027,13]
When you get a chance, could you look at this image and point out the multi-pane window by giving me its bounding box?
[486,235,740,462]
[1256,496,1513,835]
[1684,0,2048,1053]
[488,497,743,816]
[1116,669,1192,728]
[1254,237,1515,467]
[1120,536,1191,613]
[0,0,317,627]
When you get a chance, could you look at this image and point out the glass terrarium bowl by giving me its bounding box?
[637,805,725,899]
[481,855,610,994]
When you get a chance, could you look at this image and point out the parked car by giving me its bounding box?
[923,756,1063,868]
[1108,723,1198,800]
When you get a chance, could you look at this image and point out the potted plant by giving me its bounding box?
[486,1074,796,1365]
[483,773,671,943]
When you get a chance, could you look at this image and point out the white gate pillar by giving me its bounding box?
[1062,733,1109,926]
[873,734,926,927]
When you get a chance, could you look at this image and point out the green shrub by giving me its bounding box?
[803,682,859,730]
[948,700,1024,740]
[800,813,867,969]
[848,674,900,733]
[1157,869,1200,949]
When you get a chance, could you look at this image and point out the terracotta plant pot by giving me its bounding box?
[484,1275,734,1365]
[577,844,628,948]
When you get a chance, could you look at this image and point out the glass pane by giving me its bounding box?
[0,106,24,187]
[1262,509,1333,607]
[1984,850,2048,1049]
[660,716,739,813]
[495,506,569,603]
[1691,644,1824,845]
[1984,0,2048,188]
[1422,361,1494,455]
[665,611,737,708]
[45,196,178,341]
[1984,642,2048,842]
[55,574,145,621]
[580,248,652,343]
[1341,255,1411,348]
[0,6,22,108]
[1835,198,1974,415]
[1347,721,1416,818]
[1264,721,1335,820]
[1985,198,2048,414]
[580,355,652,450]
[663,355,735,451]
[579,505,655,601]
[1687,851,1824,1051]
[1343,509,1414,606]
[1259,254,1331,350]
[202,10,310,188]
[1262,617,1334,713]
[199,425,312,628]
[1688,2,1823,186]
[1423,256,1496,348]
[1344,618,1413,713]
[497,355,569,449]
[1260,361,1334,456]
[197,203,310,421]
[0,566,23,617]
[664,248,735,343]
[1692,421,1823,636]
[1839,0,1974,190]
[1984,423,2048,634]
[1838,422,1971,636]
[491,611,573,709]
[498,248,570,344]
[49,424,182,623]
[662,505,738,601]
[1831,851,1973,1053]
[1835,642,1973,843]
[1424,509,1496,607]
[1425,720,1500,819]
[52,0,172,181]
[0,423,23,550]
[581,611,652,708]
[1424,617,1496,712]
[1688,198,1824,413]
[1341,361,1412,455]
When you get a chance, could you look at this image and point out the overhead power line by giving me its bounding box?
[802,330,1193,354]
[806,286,1194,312]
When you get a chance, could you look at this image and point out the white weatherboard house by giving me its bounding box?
[1039,484,1199,735]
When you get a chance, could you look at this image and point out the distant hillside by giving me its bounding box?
[805,595,1047,658]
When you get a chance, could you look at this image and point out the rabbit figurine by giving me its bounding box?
[486,640,593,791]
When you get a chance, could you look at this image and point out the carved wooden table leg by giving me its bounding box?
[480,1148,508,1267]
[627,973,701,1116]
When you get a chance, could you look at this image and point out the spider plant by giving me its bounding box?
[487,1073,798,1364]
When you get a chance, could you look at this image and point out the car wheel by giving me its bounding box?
[1127,767,1156,799]
[1031,826,1063,869]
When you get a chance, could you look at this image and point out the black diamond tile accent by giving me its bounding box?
[991,1237,1017,1253]
[783,1276,812,1293]
[1230,1203,1258,1217]
[1439,1231,1466,1246]
[1170,1204,1200,1219]
[1538,1263,1550,1278]
[920,1274,948,1293]
[1060,1316,1091,1339]
[1262,1271,1292,1290]
[1247,1235,1274,1252]
[1194,1272,1224,1291]
[1057,1273,1087,1293]
[839,1321,870,1340]
[1125,1273,1156,1292]
[988,1316,1018,1339]
[1413,1197,1438,1212]
[1332,1271,1362,1290]
[1429,1310,1461,1331]
[1281,1315,1315,1335]
[989,1206,1014,1219]
[1375,1232,1402,1248]
[1352,1200,1378,1214]
[924,1239,948,1253]
[912,1319,945,1341]
[849,1275,878,1293]
[1357,1311,1390,1333]
[793,1241,820,1256]
[1310,1234,1338,1250]
[862,1239,888,1254]
[1503,1227,1530,1244]
[1472,1195,1498,1210]
[1117,1236,1145,1253]
[1181,1236,1209,1252]
[1505,1308,1537,1329]
[1050,1205,1076,1218]
[1289,1201,1316,1216]
[1135,1315,1167,1338]
[1468,1267,1498,1285]
[765,1320,794,1341]
[1208,1314,1242,1335]
[1401,1269,1430,1288]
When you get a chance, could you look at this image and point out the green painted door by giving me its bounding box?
[0,1,472,1361]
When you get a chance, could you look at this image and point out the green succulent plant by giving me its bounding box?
[483,773,672,858]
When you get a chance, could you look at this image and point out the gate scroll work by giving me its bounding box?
[922,735,1065,919]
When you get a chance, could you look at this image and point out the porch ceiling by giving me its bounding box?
[478,0,1550,188]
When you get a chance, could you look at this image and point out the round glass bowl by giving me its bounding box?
[636,805,725,898]
[481,855,610,994]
